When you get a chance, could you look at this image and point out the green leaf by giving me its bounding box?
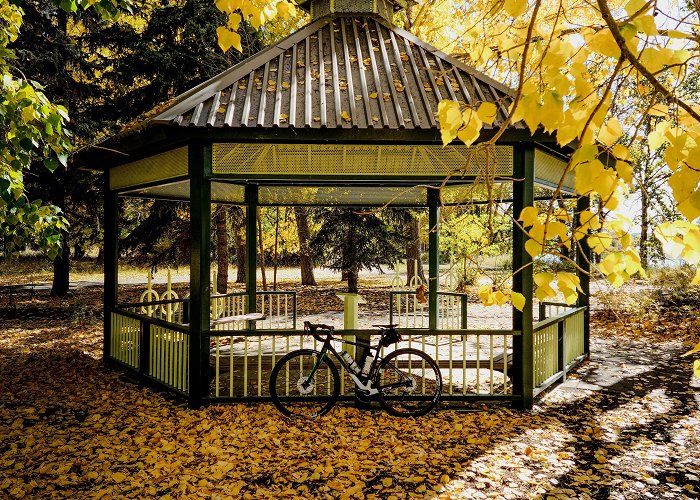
[43,158,59,172]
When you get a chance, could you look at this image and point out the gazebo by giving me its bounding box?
[77,0,591,409]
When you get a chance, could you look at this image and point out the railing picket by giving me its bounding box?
[476,334,480,395]
[489,335,494,395]
[462,334,467,395]
[243,337,248,397]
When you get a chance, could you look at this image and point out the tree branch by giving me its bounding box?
[597,0,700,124]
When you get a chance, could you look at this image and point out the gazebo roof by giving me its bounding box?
[151,15,522,132]
[78,10,576,200]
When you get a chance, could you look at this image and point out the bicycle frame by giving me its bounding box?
[302,329,405,397]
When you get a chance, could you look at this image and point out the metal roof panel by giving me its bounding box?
[150,15,520,134]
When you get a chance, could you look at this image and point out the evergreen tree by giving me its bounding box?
[311,209,406,293]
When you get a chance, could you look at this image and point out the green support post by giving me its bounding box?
[460,295,468,330]
[512,145,535,410]
[103,172,118,363]
[428,188,440,330]
[245,184,258,318]
[576,195,591,358]
[188,142,212,407]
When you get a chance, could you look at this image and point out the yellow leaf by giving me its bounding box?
[518,206,539,227]
[625,0,649,16]
[328,479,344,490]
[678,190,700,221]
[633,15,659,36]
[369,92,378,99]
[227,12,242,30]
[503,0,527,17]
[648,103,668,117]
[478,285,495,306]
[525,238,542,258]
[683,340,700,357]
[457,125,480,147]
[440,474,450,484]
[616,160,633,186]
[585,29,621,59]
[612,143,629,160]
[598,118,623,146]
[694,359,700,379]
[341,111,352,123]
[692,267,700,285]
[511,292,526,311]
[494,290,508,306]
[382,477,393,487]
[216,26,242,53]
[477,102,498,125]
[112,472,127,483]
[438,100,463,145]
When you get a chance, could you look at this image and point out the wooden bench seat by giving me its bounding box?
[184,313,266,328]
[210,313,266,327]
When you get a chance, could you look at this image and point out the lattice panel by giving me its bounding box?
[535,148,574,193]
[212,144,514,178]
[110,147,188,190]
[259,185,427,205]
[122,180,245,203]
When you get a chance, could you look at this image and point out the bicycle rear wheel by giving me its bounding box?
[269,349,340,418]
[375,348,442,417]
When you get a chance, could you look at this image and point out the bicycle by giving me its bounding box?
[269,321,442,418]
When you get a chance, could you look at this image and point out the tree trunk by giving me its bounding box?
[230,207,245,284]
[640,183,649,270]
[293,206,316,286]
[215,205,228,294]
[50,181,69,296]
[347,268,359,293]
[405,215,426,285]
[345,222,357,292]
[235,224,246,284]
[51,231,70,296]
[273,207,280,290]
[257,207,267,291]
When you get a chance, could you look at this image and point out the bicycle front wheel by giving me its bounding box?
[269,349,340,418]
[375,348,442,417]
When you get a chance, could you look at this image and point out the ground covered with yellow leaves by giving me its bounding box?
[1,285,699,499]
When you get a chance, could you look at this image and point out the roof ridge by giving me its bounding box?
[153,17,333,123]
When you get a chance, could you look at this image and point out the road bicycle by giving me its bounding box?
[269,321,442,418]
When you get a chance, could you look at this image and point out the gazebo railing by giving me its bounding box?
[389,291,468,329]
[119,290,297,330]
[532,306,587,396]
[206,328,519,402]
[538,301,573,321]
[108,307,191,396]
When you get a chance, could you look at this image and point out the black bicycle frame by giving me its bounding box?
[302,329,402,393]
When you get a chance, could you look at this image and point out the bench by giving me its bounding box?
[185,313,266,328]
[210,312,266,327]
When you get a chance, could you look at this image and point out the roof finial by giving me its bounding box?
[298,0,412,23]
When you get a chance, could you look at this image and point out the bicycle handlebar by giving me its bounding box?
[303,321,335,342]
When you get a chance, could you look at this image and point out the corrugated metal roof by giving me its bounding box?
[152,15,524,132]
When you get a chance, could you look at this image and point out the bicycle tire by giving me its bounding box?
[374,348,442,417]
[269,349,340,418]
